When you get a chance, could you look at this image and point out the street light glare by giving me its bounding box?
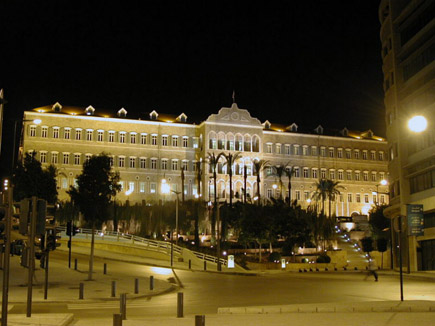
[380,179,388,186]
[408,115,427,133]
[33,119,42,124]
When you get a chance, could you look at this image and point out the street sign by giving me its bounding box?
[407,204,424,236]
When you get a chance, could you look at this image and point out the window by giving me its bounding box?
[267,189,273,199]
[150,183,156,194]
[74,154,80,165]
[371,172,377,182]
[64,128,71,140]
[354,150,360,159]
[362,151,368,160]
[311,146,317,156]
[140,158,146,169]
[109,156,114,167]
[140,182,145,193]
[345,149,351,159]
[294,167,300,178]
[380,194,385,204]
[128,182,135,193]
[285,145,291,155]
[329,170,335,179]
[347,170,352,180]
[293,145,300,155]
[119,132,126,143]
[379,152,384,161]
[140,133,147,145]
[329,148,334,158]
[40,152,47,163]
[129,157,136,168]
[86,129,93,141]
[193,137,199,149]
[364,194,369,203]
[172,160,178,171]
[109,131,115,143]
[152,134,157,145]
[266,166,273,176]
[41,126,48,138]
[182,161,188,171]
[119,181,124,191]
[303,168,309,178]
[312,168,318,179]
[161,159,168,170]
[379,172,385,181]
[304,191,310,201]
[53,127,60,139]
[193,161,198,172]
[338,170,344,180]
[130,133,136,144]
[370,151,376,160]
[118,157,125,168]
[62,153,69,165]
[182,137,188,148]
[303,146,309,156]
[295,190,301,201]
[172,136,178,147]
[363,171,369,181]
[162,135,168,146]
[337,148,343,158]
[347,193,352,202]
[86,154,92,163]
[62,178,68,189]
[356,194,361,203]
[266,143,273,153]
[320,147,326,157]
[97,130,104,142]
[75,129,82,140]
[276,144,281,154]
[355,171,361,181]
[51,152,58,164]
[321,169,326,179]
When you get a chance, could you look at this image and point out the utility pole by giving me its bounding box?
[1,187,13,326]
[26,196,37,317]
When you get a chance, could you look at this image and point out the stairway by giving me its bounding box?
[336,232,370,269]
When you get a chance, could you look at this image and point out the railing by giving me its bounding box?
[58,226,226,265]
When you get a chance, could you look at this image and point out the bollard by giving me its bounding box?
[204,260,206,271]
[111,281,116,297]
[177,292,184,318]
[150,276,154,291]
[104,263,107,274]
[79,283,84,299]
[74,258,78,270]
[113,313,122,326]
[189,259,191,269]
[120,293,127,320]
[195,315,205,326]
[134,278,139,294]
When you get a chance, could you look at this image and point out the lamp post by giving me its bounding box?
[161,178,171,265]
[373,179,388,206]
[11,118,42,173]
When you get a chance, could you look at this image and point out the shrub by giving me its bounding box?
[316,254,331,263]
[268,252,282,262]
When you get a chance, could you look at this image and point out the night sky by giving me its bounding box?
[0,1,385,177]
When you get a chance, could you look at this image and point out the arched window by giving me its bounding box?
[227,133,235,151]
[252,135,260,152]
[218,132,226,150]
[235,134,243,151]
[244,135,252,152]
[208,131,217,149]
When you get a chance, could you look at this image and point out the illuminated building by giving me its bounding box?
[21,101,388,219]
[379,0,435,271]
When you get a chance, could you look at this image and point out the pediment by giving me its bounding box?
[206,103,262,127]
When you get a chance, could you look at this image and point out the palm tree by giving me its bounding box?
[312,179,329,217]
[253,159,269,204]
[207,152,223,240]
[284,166,296,205]
[194,160,202,246]
[180,166,185,204]
[272,164,289,201]
[325,180,343,218]
[222,152,242,207]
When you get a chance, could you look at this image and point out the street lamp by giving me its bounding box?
[407,115,427,133]
[372,179,388,206]
[11,118,42,172]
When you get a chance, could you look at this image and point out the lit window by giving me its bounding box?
[266,143,273,153]
[379,172,385,180]
[129,157,136,168]
[63,153,69,164]
[118,157,125,168]
[74,154,81,165]
[119,132,126,143]
[51,152,58,164]
[140,158,146,169]
[152,135,157,146]
[285,145,291,155]
[320,147,326,157]
[304,191,310,200]
[303,146,309,156]
[294,145,300,155]
[97,131,104,142]
[162,136,168,146]
[183,137,188,147]
[139,182,145,193]
[363,171,369,181]
[151,158,157,169]
[362,151,368,160]
[64,128,71,140]
[41,126,48,138]
[29,125,37,137]
[172,160,178,171]
[276,144,281,154]
[40,152,47,163]
[140,133,147,145]
[109,156,114,167]
[311,146,317,156]
[172,136,178,147]
[193,137,199,148]
[356,194,361,203]
[109,131,115,142]
[62,178,68,189]
[86,129,93,141]
[53,127,60,139]
[150,183,156,193]
[75,129,82,140]
[130,133,136,144]
[128,182,135,193]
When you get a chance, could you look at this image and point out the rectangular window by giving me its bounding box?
[140,133,147,145]
[41,126,48,138]
[193,137,199,149]
[151,159,157,169]
[129,157,136,168]
[86,130,93,141]
[74,154,80,165]
[285,145,291,155]
[64,128,71,140]
[364,194,369,203]
[130,133,136,144]
[109,131,115,142]
[172,160,178,171]
[62,178,68,189]
[276,144,281,154]
[139,182,145,193]
[311,146,317,156]
[128,182,135,193]
[140,158,146,169]
[51,152,58,164]
[345,150,351,159]
[354,150,360,159]
[355,172,361,181]
[329,170,335,179]
[267,189,272,199]
[172,136,178,147]
[329,148,334,158]
[320,147,326,157]
[75,129,82,140]
[53,127,60,139]
[162,136,168,146]
[371,172,377,181]
[294,167,300,178]
[97,131,104,142]
[109,156,114,167]
[118,157,125,168]
[193,162,198,172]
[312,169,318,179]
[303,146,309,156]
[338,170,344,180]
[379,152,384,161]
[304,191,310,201]
[293,145,300,155]
[161,159,168,170]
[266,143,273,153]
[347,193,352,202]
[380,194,385,204]
[86,154,92,163]
[182,161,188,171]
[152,135,157,146]
[347,171,352,180]
[337,149,343,158]
[362,151,368,160]
[119,132,126,143]
[370,151,376,160]
[303,168,309,178]
[150,183,156,194]
[379,172,385,181]
[40,152,47,163]
[295,190,301,201]
[363,172,369,181]
[356,194,361,203]
[63,153,69,165]
[321,169,326,179]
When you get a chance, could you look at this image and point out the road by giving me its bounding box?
[8,251,435,320]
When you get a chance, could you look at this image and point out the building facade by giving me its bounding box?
[379,0,435,271]
[21,102,388,220]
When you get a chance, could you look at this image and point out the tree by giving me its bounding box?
[194,161,202,247]
[253,159,269,204]
[369,204,390,237]
[207,152,223,242]
[312,179,329,216]
[325,180,343,218]
[376,237,388,269]
[272,164,287,200]
[361,237,374,254]
[67,154,121,280]
[222,152,242,207]
[284,166,295,205]
[13,152,58,204]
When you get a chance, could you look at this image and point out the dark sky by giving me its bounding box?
[0,1,385,176]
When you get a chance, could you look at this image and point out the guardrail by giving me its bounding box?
[58,226,227,266]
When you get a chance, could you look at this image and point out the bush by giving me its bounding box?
[268,252,282,262]
[301,258,309,263]
[316,254,331,263]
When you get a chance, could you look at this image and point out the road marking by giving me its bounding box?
[68,302,149,310]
